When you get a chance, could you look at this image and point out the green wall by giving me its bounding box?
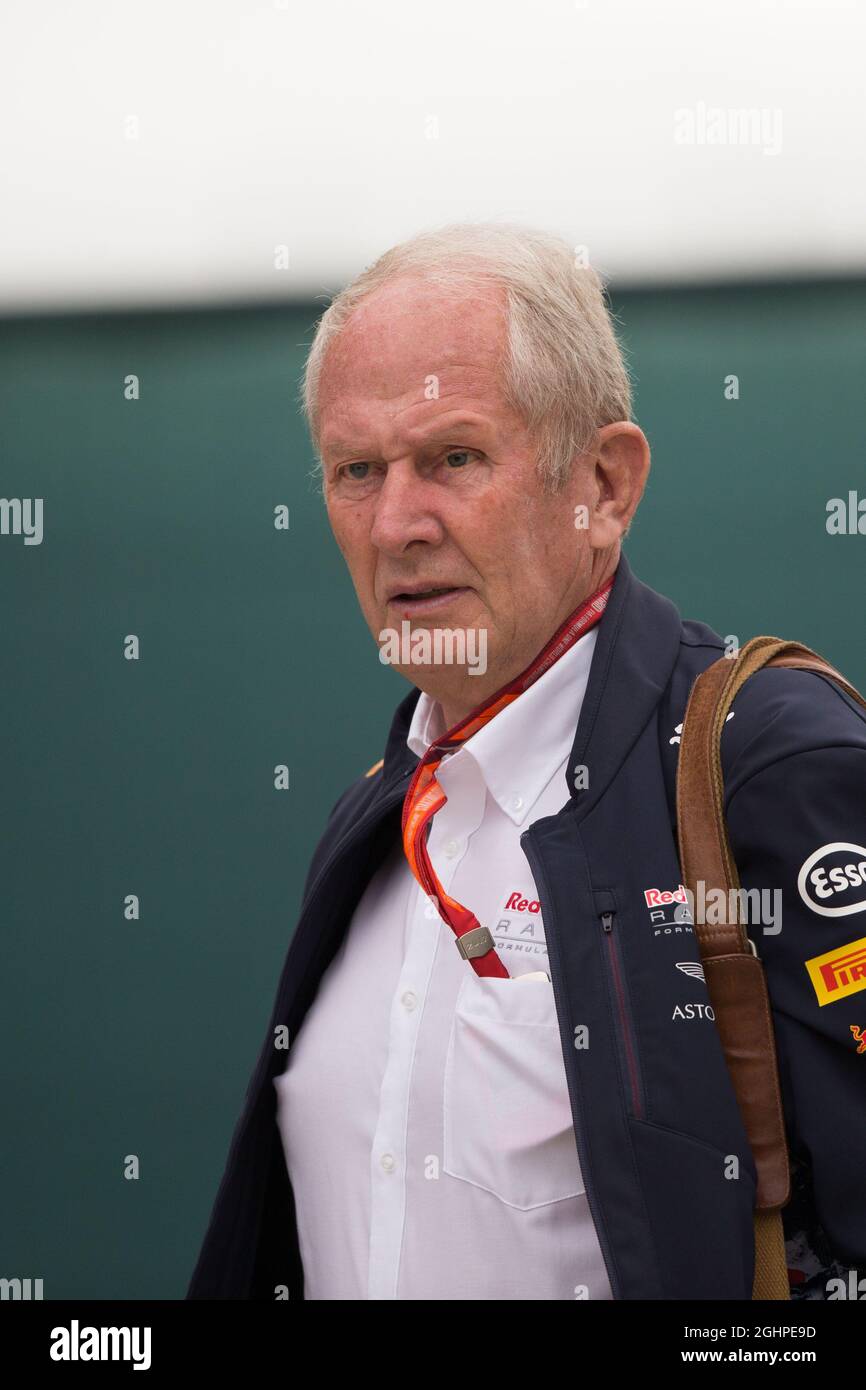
[1,280,864,1297]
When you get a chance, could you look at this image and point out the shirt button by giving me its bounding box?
[509,794,524,813]
[401,991,417,1011]
[380,1153,395,1172]
[443,838,460,858]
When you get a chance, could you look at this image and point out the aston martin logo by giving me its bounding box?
[675,961,706,983]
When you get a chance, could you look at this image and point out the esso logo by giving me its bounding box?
[797,843,866,918]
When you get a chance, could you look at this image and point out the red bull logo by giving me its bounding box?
[643,884,688,908]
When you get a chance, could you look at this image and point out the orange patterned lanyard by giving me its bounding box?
[401,575,614,977]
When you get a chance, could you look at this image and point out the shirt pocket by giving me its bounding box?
[442,970,586,1209]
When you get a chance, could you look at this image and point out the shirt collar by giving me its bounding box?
[405,625,599,825]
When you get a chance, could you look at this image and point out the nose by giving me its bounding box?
[368,460,444,556]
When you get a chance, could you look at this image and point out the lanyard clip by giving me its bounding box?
[455,926,496,960]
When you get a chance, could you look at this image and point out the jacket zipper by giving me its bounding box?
[520,829,622,1302]
[600,909,646,1120]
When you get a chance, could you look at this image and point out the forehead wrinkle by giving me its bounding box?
[322,350,503,406]
[321,416,494,463]
[320,371,511,460]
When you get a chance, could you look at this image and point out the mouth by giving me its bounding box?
[385,585,472,616]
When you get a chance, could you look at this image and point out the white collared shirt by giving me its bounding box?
[273,624,613,1300]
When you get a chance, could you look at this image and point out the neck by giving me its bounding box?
[434,554,619,732]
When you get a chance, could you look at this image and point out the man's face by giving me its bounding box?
[317,277,607,723]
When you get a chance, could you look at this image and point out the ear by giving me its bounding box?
[587,422,651,548]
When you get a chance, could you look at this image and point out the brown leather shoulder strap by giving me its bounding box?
[676,636,866,1295]
[677,638,866,961]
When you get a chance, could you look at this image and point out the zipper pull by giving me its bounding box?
[601,910,614,933]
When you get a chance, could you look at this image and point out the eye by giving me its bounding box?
[444,449,473,468]
[336,461,371,481]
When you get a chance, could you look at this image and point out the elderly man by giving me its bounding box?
[188,224,866,1301]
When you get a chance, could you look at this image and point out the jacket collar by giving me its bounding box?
[561,552,682,822]
[403,626,599,826]
[378,553,683,817]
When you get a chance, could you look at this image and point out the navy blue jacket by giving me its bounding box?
[187,554,866,1300]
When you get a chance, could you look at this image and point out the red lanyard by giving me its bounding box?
[401,575,615,977]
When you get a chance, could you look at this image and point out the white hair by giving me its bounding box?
[300,221,633,491]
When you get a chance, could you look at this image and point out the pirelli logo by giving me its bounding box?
[805,935,866,1006]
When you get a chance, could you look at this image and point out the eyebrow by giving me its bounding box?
[321,416,492,460]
